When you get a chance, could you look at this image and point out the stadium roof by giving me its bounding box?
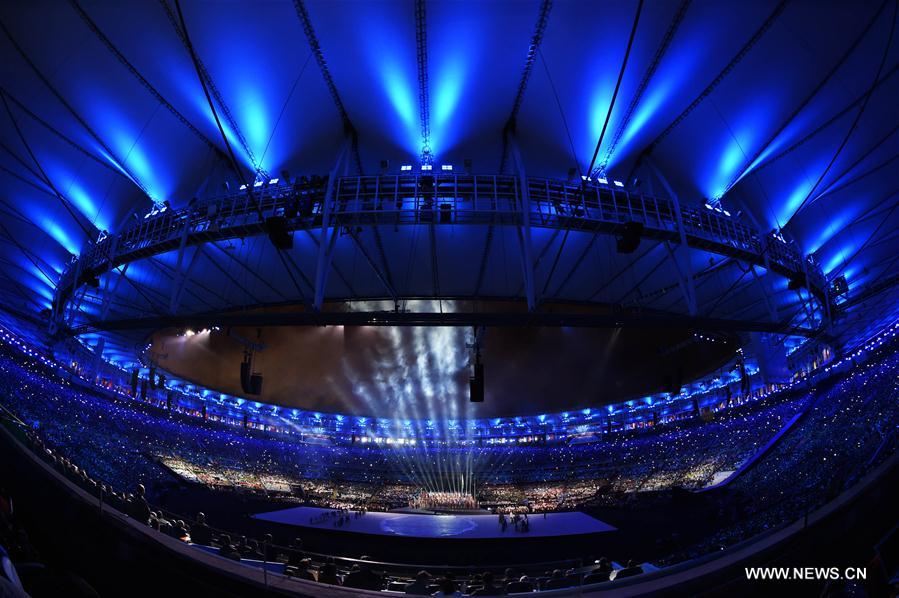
[0,0,897,373]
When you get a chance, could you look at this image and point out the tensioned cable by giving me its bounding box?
[0,20,152,199]
[643,0,789,156]
[785,0,897,226]
[159,0,267,179]
[724,0,892,194]
[539,49,580,177]
[258,52,313,170]
[598,0,692,173]
[173,0,250,193]
[0,89,93,239]
[586,0,644,178]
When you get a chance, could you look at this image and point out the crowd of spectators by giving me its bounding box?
[0,329,897,593]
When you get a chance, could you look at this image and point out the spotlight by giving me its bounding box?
[421,164,433,172]
[401,164,412,172]
[441,164,453,171]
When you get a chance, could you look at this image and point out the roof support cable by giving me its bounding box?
[159,0,268,180]
[597,0,691,174]
[172,0,262,219]
[642,0,789,156]
[292,0,363,173]
[0,20,153,199]
[724,0,892,195]
[499,0,553,174]
[586,0,645,179]
[68,0,226,159]
[784,0,897,226]
[0,89,95,240]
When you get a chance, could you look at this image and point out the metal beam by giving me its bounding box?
[508,136,536,310]
[314,141,350,310]
[77,308,820,338]
[644,157,697,314]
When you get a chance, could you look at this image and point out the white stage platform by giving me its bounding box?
[252,506,616,540]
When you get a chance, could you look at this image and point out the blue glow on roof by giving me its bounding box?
[236,87,271,169]
[381,61,419,153]
[430,55,466,155]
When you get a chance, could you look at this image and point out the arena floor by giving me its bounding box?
[252,506,617,540]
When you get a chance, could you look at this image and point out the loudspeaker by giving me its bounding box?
[249,373,264,395]
[266,216,293,250]
[240,361,251,393]
[439,203,452,224]
[130,369,138,396]
[149,366,156,389]
[469,363,484,402]
[616,221,643,254]
[787,274,806,291]
[140,379,148,401]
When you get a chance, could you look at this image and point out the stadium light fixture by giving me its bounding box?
[421,164,433,171]
[401,164,412,172]
[441,164,453,171]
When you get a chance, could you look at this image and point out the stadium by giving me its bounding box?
[0,0,897,596]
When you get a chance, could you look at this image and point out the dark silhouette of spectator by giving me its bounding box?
[216,535,241,561]
[545,569,570,590]
[317,562,341,585]
[471,571,502,595]
[506,575,534,593]
[434,576,462,597]
[291,558,317,581]
[343,557,383,590]
[403,570,431,595]
[190,512,212,545]
[129,484,151,524]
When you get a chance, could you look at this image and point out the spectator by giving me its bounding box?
[343,557,383,590]
[471,571,502,595]
[545,569,570,590]
[216,535,241,561]
[190,512,212,545]
[403,570,431,595]
[130,484,151,524]
[317,562,341,585]
[433,576,462,597]
[506,575,534,594]
[291,558,318,582]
